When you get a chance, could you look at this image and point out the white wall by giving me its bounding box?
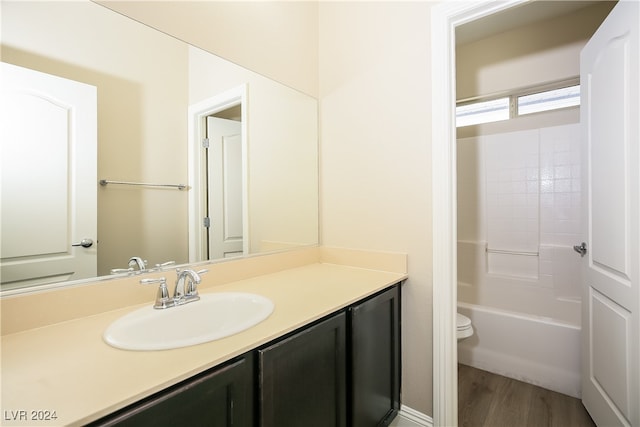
[319,1,434,416]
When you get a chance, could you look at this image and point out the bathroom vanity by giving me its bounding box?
[0,247,406,426]
[88,285,400,427]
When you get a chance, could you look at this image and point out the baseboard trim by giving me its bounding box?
[397,405,433,427]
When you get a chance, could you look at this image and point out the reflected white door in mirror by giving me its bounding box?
[188,85,248,263]
[207,116,244,259]
[0,62,97,291]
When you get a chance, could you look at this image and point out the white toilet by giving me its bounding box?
[456,313,474,340]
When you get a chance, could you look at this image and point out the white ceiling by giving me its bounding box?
[456,1,601,45]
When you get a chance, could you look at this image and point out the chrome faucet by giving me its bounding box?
[141,268,208,309]
[128,256,147,272]
[110,256,147,275]
[173,268,208,304]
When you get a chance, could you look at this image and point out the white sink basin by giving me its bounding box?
[104,292,274,351]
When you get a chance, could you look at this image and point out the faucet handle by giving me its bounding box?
[110,267,134,275]
[183,269,208,298]
[140,277,173,309]
[153,261,176,271]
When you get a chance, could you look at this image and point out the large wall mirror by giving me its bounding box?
[0,0,318,292]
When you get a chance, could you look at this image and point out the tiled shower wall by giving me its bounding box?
[457,123,582,323]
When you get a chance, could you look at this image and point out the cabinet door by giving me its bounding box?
[259,312,347,427]
[89,354,254,427]
[350,285,401,426]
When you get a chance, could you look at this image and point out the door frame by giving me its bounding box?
[188,84,248,262]
[430,1,527,426]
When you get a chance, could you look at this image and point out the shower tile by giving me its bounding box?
[571,192,581,206]
[555,233,577,247]
[540,192,554,206]
[571,165,581,178]
[512,180,527,194]
[554,165,571,179]
[552,246,582,300]
[555,179,571,193]
[540,232,557,245]
[513,194,527,206]
[555,206,571,221]
[499,169,512,181]
[554,140,571,153]
[555,193,571,207]
[461,124,583,296]
[566,220,580,234]
[512,167,527,181]
[571,179,581,192]
[540,179,553,193]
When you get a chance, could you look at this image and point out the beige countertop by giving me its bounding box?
[0,247,407,426]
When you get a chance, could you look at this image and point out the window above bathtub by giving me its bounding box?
[456,79,580,128]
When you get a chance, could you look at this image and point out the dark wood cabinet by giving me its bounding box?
[349,285,401,426]
[258,312,347,427]
[88,353,255,427]
[257,283,401,427]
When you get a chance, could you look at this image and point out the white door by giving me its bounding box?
[580,2,639,426]
[0,62,97,290]
[206,117,244,259]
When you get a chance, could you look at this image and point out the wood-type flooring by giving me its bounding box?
[458,364,596,427]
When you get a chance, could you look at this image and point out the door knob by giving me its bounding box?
[573,242,587,257]
[72,238,94,248]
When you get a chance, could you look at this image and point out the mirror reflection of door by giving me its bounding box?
[206,111,243,259]
[0,62,97,290]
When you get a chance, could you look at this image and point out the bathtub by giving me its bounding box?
[457,301,581,398]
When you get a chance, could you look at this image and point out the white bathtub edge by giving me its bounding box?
[458,303,582,398]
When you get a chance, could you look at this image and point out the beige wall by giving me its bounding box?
[456,1,614,100]
[96,0,319,98]
[1,1,190,276]
[319,1,435,415]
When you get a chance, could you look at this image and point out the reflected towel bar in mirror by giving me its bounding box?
[99,179,187,190]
